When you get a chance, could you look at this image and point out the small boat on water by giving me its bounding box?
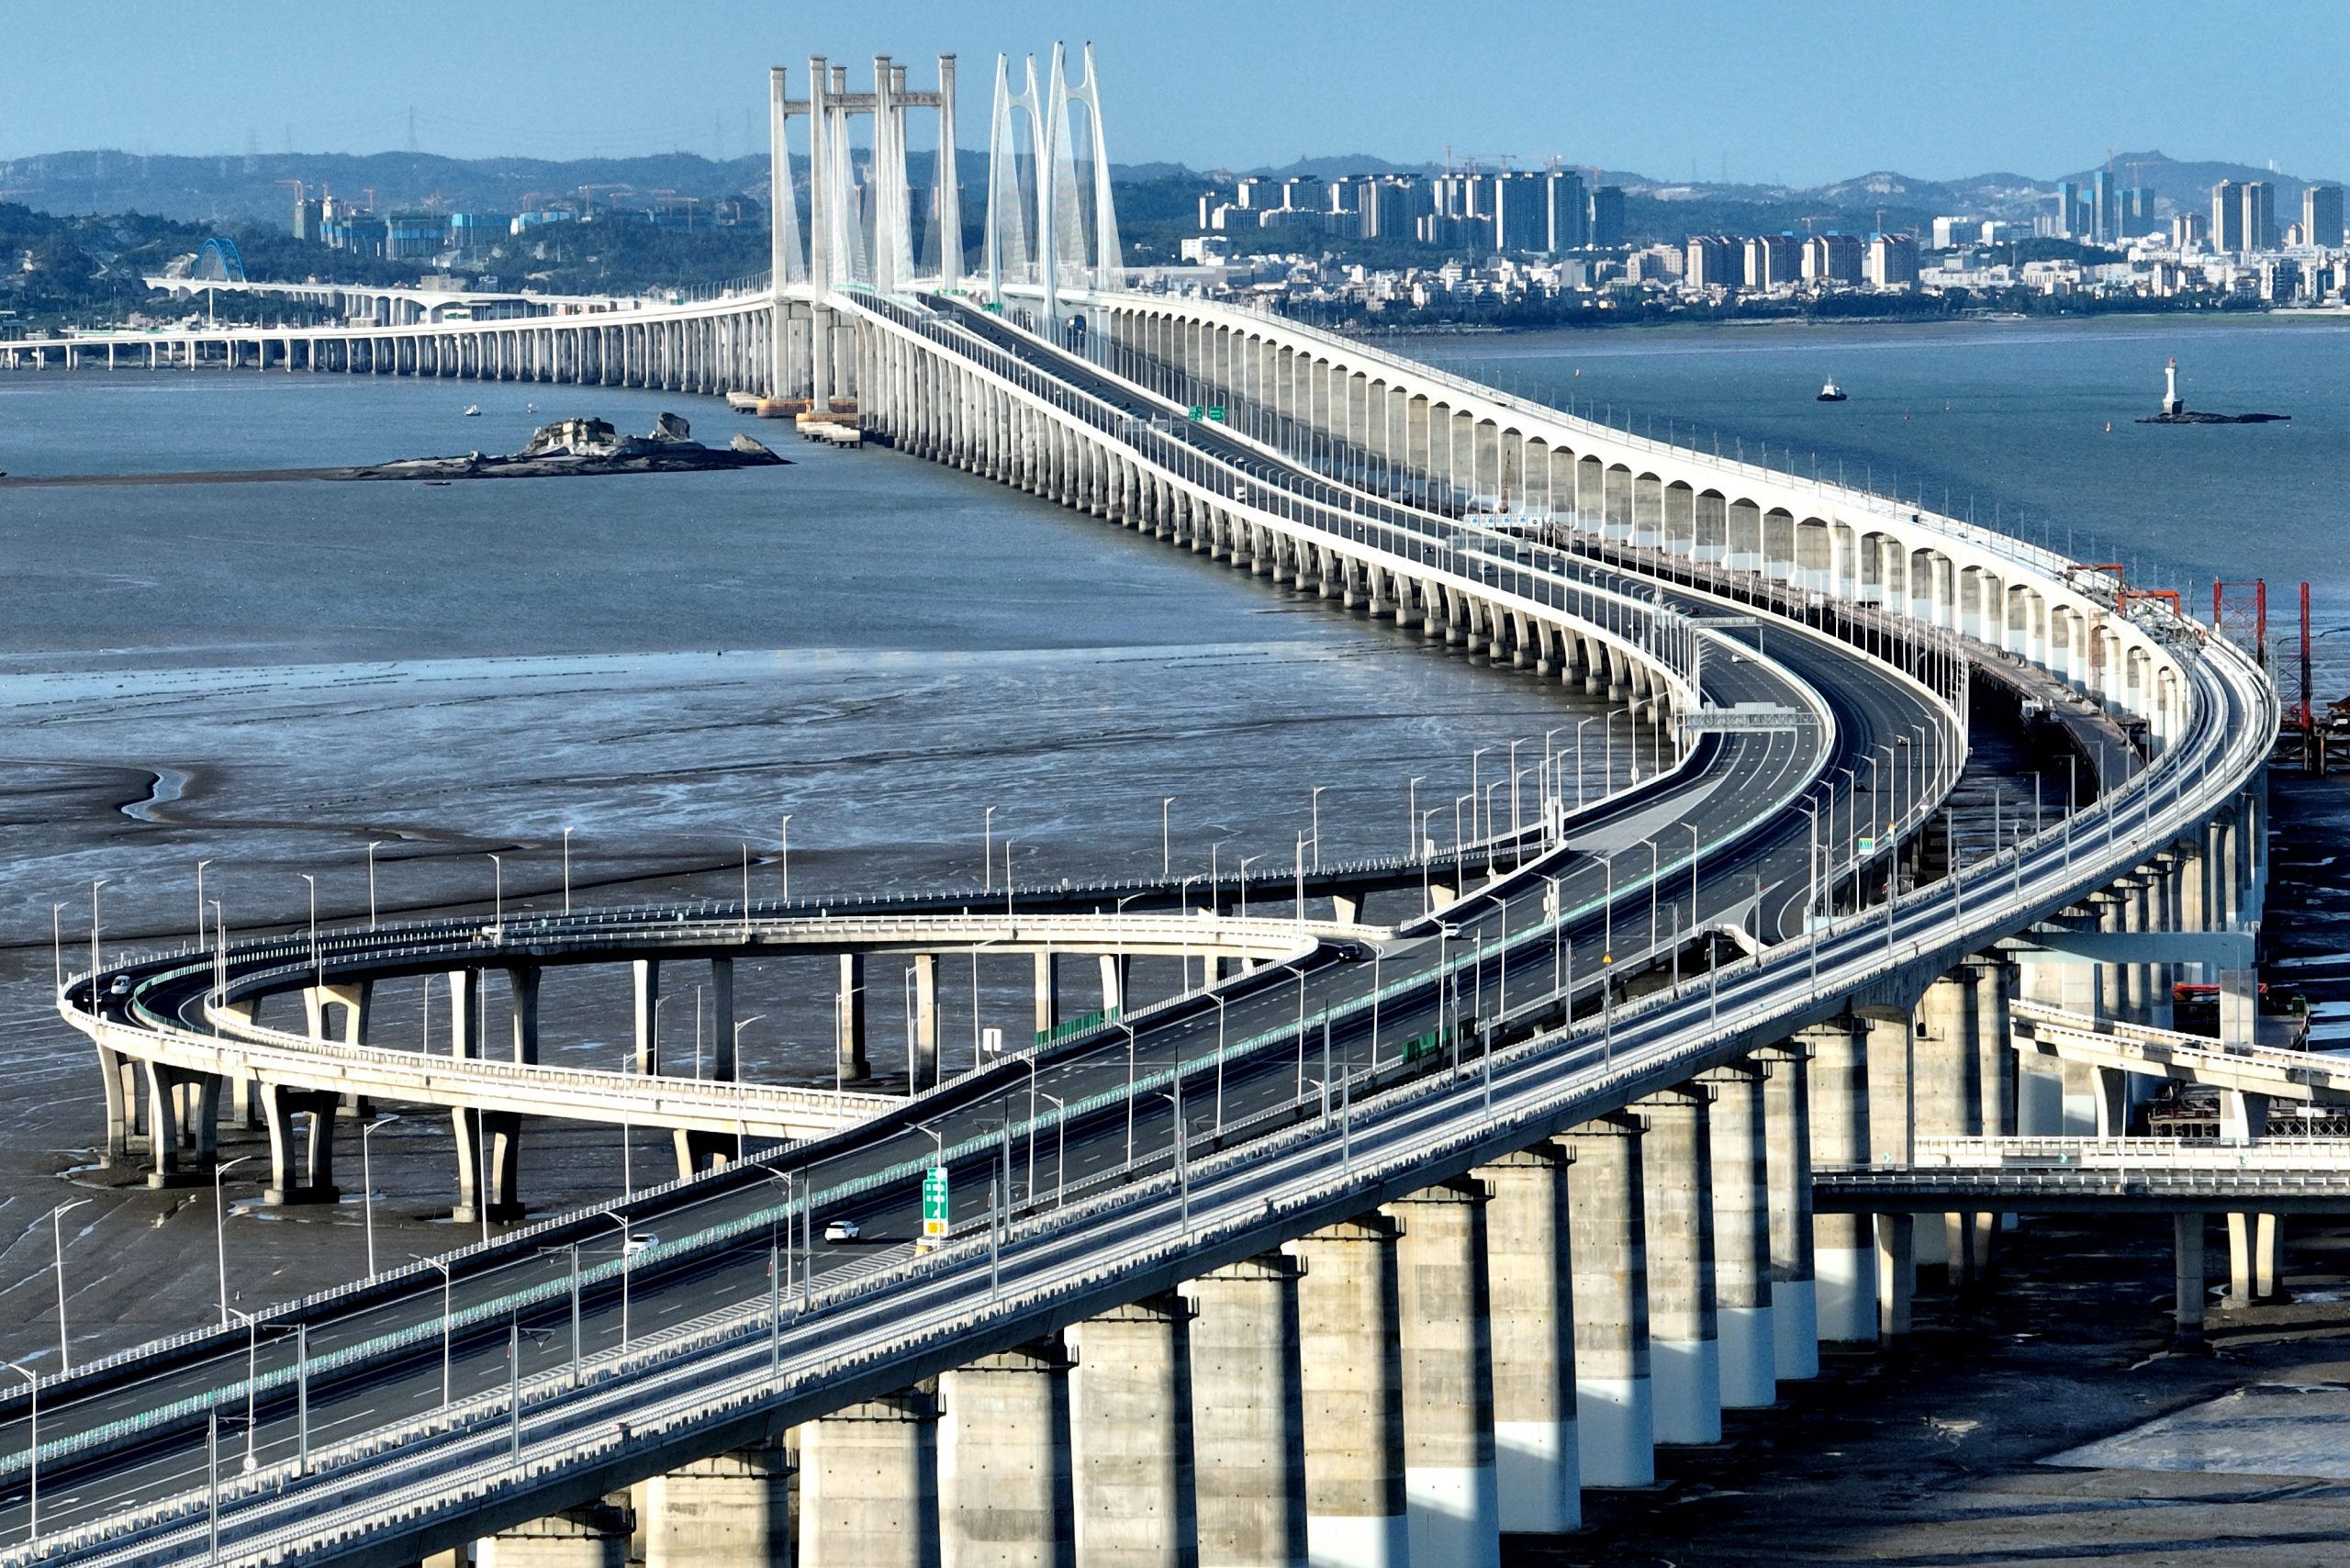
[463,404,482,418]
[1817,379,1848,403]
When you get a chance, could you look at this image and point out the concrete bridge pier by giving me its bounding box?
[705,958,733,1078]
[1384,1181,1500,1568]
[2174,1215,2208,1342]
[1563,1114,1651,1488]
[633,959,663,1076]
[95,1042,131,1167]
[476,1502,632,1568]
[1474,1145,1579,1534]
[1291,1215,1409,1568]
[1701,1063,1775,1407]
[1913,969,1991,1278]
[1035,952,1062,1040]
[2227,1213,2284,1305]
[1804,1017,1878,1343]
[798,1391,942,1568]
[1069,1294,1197,1568]
[1637,1086,1719,1446]
[302,980,373,1046]
[910,954,941,1089]
[641,1442,790,1568]
[509,967,543,1066]
[1751,1040,1819,1383]
[838,955,871,1082]
[1179,1253,1308,1568]
[258,1082,341,1204]
[448,968,482,1060]
[938,1338,1078,1568]
[453,1107,524,1223]
[141,1060,213,1188]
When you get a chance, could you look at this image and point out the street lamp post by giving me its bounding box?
[366,841,386,930]
[88,879,107,1006]
[602,1212,632,1348]
[196,858,213,946]
[779,814,792,904]
[47,1200,88,1373]
[4,1361,37,1541]
[1310,785,1327,871]
[560,828,572,916]
[412,1255,453,1405]
[299,872,320,991]
[1040,1092,1068,1206]
[1161,797,1175,878]
[1407,776,1424,860]
[1470,747,1490,844]
[983,805,996,892]
[487,853,503,937]
[1577,716,1595,810]
[361,1114,402,1279]
[213,1155,253,1328]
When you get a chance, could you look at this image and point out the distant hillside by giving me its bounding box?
[3,143,2341,238]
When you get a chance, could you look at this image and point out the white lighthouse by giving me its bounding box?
[2162,355,2184,417]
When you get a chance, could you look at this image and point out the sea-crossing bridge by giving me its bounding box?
[0,42,2287,1568]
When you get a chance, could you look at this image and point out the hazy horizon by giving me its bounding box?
[6,0,2348,189]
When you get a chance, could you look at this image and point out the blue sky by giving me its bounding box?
[4,0,2345,185]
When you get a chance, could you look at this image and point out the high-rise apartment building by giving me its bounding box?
[1492,172,1549,252]
[2304,184,2344,248]
[2211,180,2245,252]
[1545,170,1588,251]
[2242,182,2276,252]
[1586,185,1625,247]
[1742,233,1800,289]
[1683,235,1739,291]
[1865,233,1919,287]
[1801,233,1863,284]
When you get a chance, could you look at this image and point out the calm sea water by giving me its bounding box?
[1416,314,2350,696]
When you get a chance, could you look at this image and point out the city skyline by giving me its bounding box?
[6,0,2349,187]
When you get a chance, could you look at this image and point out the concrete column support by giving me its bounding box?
[1804,1016,1877,1343]
[1035,951,1061,1040]
[1069,1294,1198,1568]
[476,1503,632,1568]
[1636,1086,1718,1445]
[1874,1214,1915,1338]
[632,958,662,1075]
[800,1391,943,1568]
[1562,1114,1651,1488]
[2174,1214,2206,1342]
[1471,1145,1578,1534]
[508,966,542,1066]
[1289,1215,1408,1568]
[912,953,940,1090]
[1382,1181,1499,1568]
[643,1444,790,1568]
[939,1338,1077,1568]
[1180,1254,1308,1568]
[708,957,735,1081]
[1699,1063,1774,1407]
[1756,1040,1818,1379]
[258,1082,340,1204]
[838,953,870,1081]
[447,968,481,1060]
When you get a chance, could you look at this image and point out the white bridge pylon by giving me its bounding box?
[765,42,1123,398]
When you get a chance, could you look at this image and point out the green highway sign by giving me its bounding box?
[1857,836,1876,854]
[1207,405,1226,421]
[1187,405,1206,420]
[922,1166,950,1238]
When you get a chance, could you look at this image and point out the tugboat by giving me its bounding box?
[1816,379,1848,403]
